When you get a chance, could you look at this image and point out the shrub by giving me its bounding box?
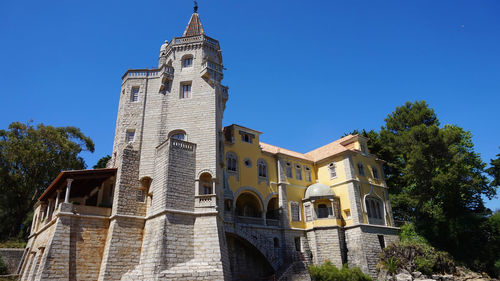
[0,255,8,275]
[378,240,455,275]
[309,261,372,281]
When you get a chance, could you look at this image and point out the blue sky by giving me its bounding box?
[1,0,499,209]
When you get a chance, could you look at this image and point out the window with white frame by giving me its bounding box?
[240,131,254,143]
[180,83,191,99]
[372,167,379,179]
[125,130,135,143]
[226,152,238,172]
[285,162,292,178]
[304,203,313,222]
[328,162,337,179]
[295,164,302,180]
[357,163,365,176]
[182,57,193,68]
[131,86,139,102]
[290,202,300,221]
[257,159,267,178]
[305,166,312,182]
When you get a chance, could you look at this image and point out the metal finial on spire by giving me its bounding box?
[194,1,198,13]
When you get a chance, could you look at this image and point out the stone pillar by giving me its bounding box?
[47,199,54,221]
[64,179,73,203]
[195,180,200,196]
[54,190,61,211]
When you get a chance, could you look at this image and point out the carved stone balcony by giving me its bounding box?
[201,61,223,82]
[195,194,216,208]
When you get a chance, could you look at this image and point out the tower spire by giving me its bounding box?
[182,2,205,37]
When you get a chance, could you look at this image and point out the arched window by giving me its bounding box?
[169,130,187,141]
[295,164,302,180]
[317,204,329,218]
[182,55,193,68]
[328,162,337,179]
[226,152,238,172]
[257,159,267,178]
[199,173,212,195]
[365,197,385,225]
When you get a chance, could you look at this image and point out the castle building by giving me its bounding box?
[18,6,398,281]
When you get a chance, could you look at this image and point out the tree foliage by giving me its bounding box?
[93,155,111,169]
[348,101,499,276]
[0,121,94,239]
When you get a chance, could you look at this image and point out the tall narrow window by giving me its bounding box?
[285,162,292,178]
[372,167,379,179]
[126,130,135,143]
[295,164,302,180]
[257,159,267,178]
[226,152,238,172]
[181,83,191,99]
[328,162,337,179]
[131,86,139,102]
[290,202,300,221]
[304,204,312,222]
[357,163,365,176]
[136,190,145,202]
[305,167,312,182]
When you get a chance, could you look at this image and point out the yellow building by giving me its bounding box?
[222,124,398,277]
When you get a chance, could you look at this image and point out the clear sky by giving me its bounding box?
[1,0,499,209]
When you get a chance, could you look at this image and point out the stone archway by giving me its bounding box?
[226,233,275,281]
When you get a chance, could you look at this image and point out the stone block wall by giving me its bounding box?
[306,227,343,268]
[97,217,144,281]
[345,225,399,279]
[0,248,24,274]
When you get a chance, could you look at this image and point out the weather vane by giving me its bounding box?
[194,1,198,13]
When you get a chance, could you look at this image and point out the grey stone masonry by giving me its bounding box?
[306,227,343,268]
[345,225,399,280]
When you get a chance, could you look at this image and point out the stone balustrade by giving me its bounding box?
[170,138,196,151]
[236,216,264,226]
[195,194,216,208]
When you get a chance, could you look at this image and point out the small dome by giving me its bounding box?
[304,183,334,199]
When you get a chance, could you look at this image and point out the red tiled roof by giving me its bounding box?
[183,13,205,37]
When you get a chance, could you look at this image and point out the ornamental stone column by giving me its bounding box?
[64,179,74,203]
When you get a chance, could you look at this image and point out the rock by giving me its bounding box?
[396,272,413,281]
[412,271,423,279]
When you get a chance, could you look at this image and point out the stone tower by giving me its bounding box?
[99,5,231,280]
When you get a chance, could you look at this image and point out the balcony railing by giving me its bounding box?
[266,219,280,227]
[236,216,264,226]
[201,61,223,81]
[170,138,196,151]
[195,194,216,208]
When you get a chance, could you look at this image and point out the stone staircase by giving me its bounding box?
[225,223,281,270]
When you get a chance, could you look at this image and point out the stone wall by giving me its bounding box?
[0,248,24,274]
[306,227,343,268]
[345,224,399,279]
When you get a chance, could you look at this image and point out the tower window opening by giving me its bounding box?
[126,130,135,143]
[182,57,193,68]
[171,133,185,140]
[131,86,139,102]
[181,83,191,99]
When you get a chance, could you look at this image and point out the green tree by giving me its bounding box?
[487,149,500,187]
[349,101,499,276]
[0,121,94,239]
[93,155,111,169]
